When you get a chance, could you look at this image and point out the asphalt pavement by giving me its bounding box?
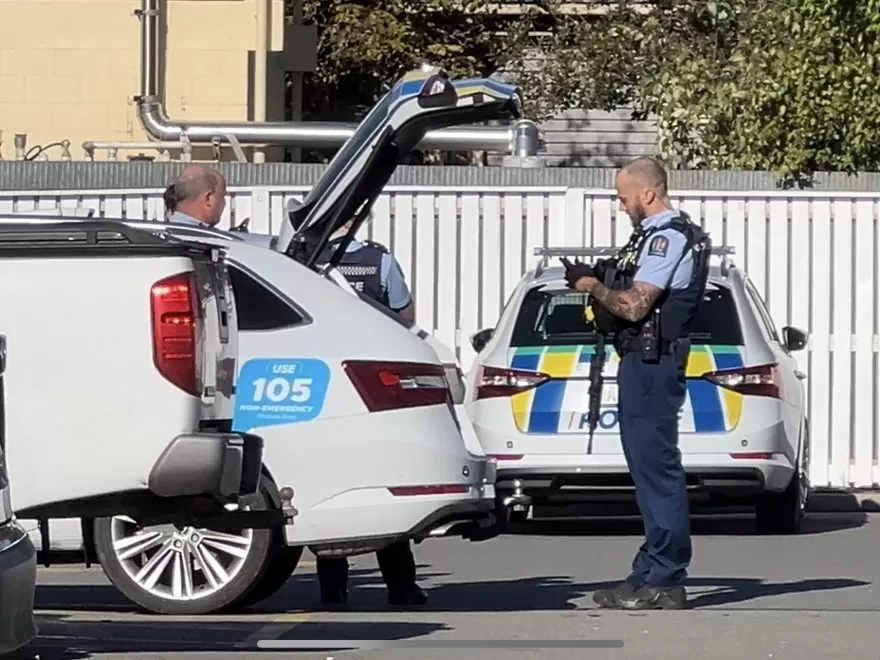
[21,512,880,660]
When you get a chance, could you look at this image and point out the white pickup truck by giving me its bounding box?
[0,219,296,609]
[0,333,38,657]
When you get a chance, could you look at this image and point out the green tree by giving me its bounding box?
[295,0,502,119]
[497,0,880,182]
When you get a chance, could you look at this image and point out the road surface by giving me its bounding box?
[23,512,879,660]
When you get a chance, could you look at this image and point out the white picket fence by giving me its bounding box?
[2,185,879,490]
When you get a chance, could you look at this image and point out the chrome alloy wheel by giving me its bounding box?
[109,515,254,601]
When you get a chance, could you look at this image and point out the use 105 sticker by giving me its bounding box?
[233,358,331,432]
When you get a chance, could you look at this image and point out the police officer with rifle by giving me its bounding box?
[562,157,712,610]
[311,218,427,609]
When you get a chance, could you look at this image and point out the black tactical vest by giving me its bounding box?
[647,215,712,341]
[590,212,711,342]
[315,237,390,307]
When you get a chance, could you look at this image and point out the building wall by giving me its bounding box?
[539,107,659,167]
[0,0,284,161]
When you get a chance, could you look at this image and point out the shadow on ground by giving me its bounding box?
[36,567,870,615]
[25,616,448,659]
[505,512,868,538]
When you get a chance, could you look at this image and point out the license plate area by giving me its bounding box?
[561,379,619,434]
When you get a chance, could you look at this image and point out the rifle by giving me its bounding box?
[585,329,609,454]
[559,256,613,454]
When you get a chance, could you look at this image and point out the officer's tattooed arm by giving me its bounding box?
[581,280,662,323]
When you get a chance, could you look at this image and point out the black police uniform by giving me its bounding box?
[312,236,425,607]
[569,211,711,609]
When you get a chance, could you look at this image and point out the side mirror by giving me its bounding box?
[471,328,494,354]
[782,326,808,352]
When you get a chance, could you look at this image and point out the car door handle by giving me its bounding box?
[794,370,807,380]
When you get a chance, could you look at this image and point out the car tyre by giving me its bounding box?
[93,491,276,615]
[238,539,304,607]
[754,423,810,535]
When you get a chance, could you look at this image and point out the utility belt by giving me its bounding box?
[612,306,688,364]
[616,335,675,357]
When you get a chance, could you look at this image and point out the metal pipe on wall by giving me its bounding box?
[252,0,269,163]
[135,0,535,153]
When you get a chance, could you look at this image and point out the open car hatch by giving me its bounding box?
[275,66,523,270]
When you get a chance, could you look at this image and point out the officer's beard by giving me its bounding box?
[629,204,648,227]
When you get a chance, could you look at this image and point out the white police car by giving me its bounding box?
[21,67,516,615]
[464,247,811,535]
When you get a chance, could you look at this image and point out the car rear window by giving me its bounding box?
[509,281,744,347]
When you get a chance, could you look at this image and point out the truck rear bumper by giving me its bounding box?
[0,520,38,656]
[148,431,264,501]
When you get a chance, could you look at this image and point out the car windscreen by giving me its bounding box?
[509,281,744,347]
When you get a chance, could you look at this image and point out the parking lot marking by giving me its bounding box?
[240,610,321,649]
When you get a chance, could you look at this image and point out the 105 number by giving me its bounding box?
[252,377,313,403]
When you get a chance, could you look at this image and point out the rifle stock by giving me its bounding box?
[586,332,609,454]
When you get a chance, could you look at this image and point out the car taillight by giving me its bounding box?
[151,272,200,396]
[703,363,782,398]
[475,366,550,400]
[343,360,451,412]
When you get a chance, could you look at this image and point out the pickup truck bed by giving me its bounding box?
[0,220,281,531]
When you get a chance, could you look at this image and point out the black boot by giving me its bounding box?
[594,582,687,610]
[376,541,427,607]
[592,580,642,608]
[316,555,349,607]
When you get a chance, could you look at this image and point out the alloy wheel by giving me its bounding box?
[109,515,254,601]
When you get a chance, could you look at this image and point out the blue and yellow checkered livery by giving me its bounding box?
[507,344,746,435]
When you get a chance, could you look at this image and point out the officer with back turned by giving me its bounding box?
[564,157,712,610]
[311,218,426,608]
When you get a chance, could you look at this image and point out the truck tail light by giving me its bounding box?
[475,366,550,400]
[343,360,451,412]
[151,272,201,396]
[703,363,782,399]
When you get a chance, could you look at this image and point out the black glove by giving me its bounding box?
[560,257,595,288]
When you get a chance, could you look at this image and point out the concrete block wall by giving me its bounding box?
[0,0,284,162]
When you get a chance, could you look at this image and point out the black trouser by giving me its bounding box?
[316,540,417,593]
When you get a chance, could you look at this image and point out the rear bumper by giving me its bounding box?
[304,458,500,555]
[494,452,796,510]
[148,431,264,501]
[0,520,38,656]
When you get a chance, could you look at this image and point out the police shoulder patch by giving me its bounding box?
[647,234,669,258]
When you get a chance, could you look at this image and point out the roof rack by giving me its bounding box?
[0,218,218,258]
[534,245,737,277]
[4,207,97,219]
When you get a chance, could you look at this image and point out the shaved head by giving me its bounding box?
[615,157,671,227]
[621,156,668,198]
[174,165,224,202]
[172,165,227,226]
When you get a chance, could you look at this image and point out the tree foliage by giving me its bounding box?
[298,0,502,119]
[497,0,880,181]
[292,0,880,179]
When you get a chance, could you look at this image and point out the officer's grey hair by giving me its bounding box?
[173,165,224,202]
[622,156,668,197]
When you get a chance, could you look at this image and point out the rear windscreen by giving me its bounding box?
[510,282,744,347]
